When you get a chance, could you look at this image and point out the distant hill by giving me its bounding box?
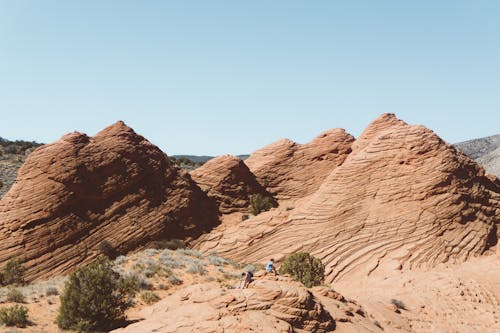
[171,154,249,163]
[0,137,43,197]
[454,134,500,177]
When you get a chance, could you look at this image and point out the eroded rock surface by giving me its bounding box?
[112,275,382,333]
[190,155,273,214]
[245,128,355,201]
[195,114,500,283]
[0,121,219,281]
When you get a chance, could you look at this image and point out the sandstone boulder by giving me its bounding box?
[112,275,382,333]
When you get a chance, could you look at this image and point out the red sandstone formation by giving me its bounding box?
[190,155,274,214]
[244,128,355,201]
[195,114,500,283]
[0,121,218,281]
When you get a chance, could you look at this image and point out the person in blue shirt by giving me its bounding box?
[265,258,278,275]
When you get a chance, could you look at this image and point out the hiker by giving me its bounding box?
[266,258,278,275]
[238,271,253,289]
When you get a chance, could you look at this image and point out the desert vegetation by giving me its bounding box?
[0,257,25,286]
[0,137,42,155]
[169,156,205,170]
[249,193,274,215]
[279,252,325,288]
[0,304,29,327]
[56,256,138,332]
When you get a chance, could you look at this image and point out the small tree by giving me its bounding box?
[0,257,25,286]
[56,256,138,332]
[279,252,325,288]
[249,193,274,215]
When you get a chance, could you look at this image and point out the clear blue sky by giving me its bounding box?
[0,1,498,155]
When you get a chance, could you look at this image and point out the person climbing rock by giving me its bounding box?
[265,258,278,275]
[238,271,253,289]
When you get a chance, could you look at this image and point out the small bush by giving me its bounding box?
[241,214,249,221]
[279,252,325,288]
[208,255,228,266]
[140,291,160,305]
[56,256,138,332]
[249,194,274,215]
[0,258,25,286]
[186,261,206,275]
[0,305,29,327]
[177,248,203,258]
[45,287,59,296]
[6,288,25,303]
[390,299,407,310]
[168,275,183,286]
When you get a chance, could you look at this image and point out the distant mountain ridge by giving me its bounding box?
[172,154,249,163]
[454,134,500,177]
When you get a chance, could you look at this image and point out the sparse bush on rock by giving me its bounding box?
[249,193,274,215]
[0,305,29,327]
[56,256,138,332]
[279,252,325,288]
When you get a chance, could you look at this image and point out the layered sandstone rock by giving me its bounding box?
[112,275,383,333]
[0,121,218,281]
[195,114,500,284]
[245,128,355,201]
[190,155,274,214]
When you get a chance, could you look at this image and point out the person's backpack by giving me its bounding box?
[247,271,253,278]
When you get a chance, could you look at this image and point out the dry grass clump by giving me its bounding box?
[185,259,207,275]
[168,275,183,286]
[45,287,59,296]
[140,291,160,305]
[177,248,203,258]
[6,288,25,303]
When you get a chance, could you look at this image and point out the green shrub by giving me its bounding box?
[0,305,29,327]
[56,256,138,332]
[6,288,25,303]
[279,252,325,288]
[140,291,160,305]
[249,194,274,215]
[0,258,25,286]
